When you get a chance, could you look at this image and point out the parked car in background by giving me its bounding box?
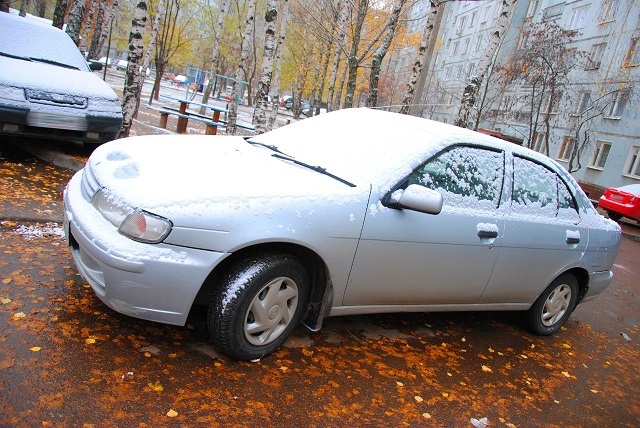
[64,108,621,361]
[97,56,112,67]
[0,13,123,145]
[598,184,640,222]
[279,95,292,107]
[115,59,128,71]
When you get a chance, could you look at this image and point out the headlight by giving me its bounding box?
[91,188,172,243]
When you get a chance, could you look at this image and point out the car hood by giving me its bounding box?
[86,134,368,220]
[0,56,119,101]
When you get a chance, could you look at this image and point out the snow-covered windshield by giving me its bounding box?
[251,108,496,189]
[0,13,89,72]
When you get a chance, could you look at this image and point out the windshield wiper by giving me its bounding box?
[30,57,80,70]
[271,153,356,187]
[246,139,290,156]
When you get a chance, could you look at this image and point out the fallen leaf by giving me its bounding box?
[561,371,571,378]
[482,365,492,373]
[470,417,489,428]
[2,278,11,284]
[414,396,423,402]
[148,381,164,392]
[1,298,11,304]
[590,389,598,394]
[396,381,404,387]
[442,392,449,398]
[85,338,96,344]
[13,312,26,319]
[30,347,41,352]
[166,409,178,417]
[562,343,571,349]
[422,413,431,419]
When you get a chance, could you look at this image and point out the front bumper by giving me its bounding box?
[64,171,226,326]
[0,104,122,143]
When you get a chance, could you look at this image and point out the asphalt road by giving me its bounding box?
[1,139,639,427]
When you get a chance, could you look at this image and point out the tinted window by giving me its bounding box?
[409,146,504,209]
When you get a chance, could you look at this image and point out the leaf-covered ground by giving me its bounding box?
[1,142,639,427]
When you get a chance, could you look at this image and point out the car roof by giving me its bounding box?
[0,12,89,71]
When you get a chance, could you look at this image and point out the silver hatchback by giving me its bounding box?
[64,108,621,360]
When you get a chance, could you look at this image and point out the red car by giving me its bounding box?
[598,184,640,222]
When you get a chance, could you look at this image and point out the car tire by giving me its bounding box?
[607,210,623,222]
[208,252,309,360]
[525,273,579,336]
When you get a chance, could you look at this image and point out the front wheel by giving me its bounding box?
[525,274,579,336]
[208,253,309,360]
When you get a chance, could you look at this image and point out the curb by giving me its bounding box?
[17,139,86,172]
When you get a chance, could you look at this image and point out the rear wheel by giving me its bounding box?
[525,274,579,336]
[607,210,623,222]
[208,253,309,360]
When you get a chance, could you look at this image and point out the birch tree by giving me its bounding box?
[365,0,407,108]
[87,1,106,59]
[65,0,85,46]
[268,0,288,130]
[52,0,68,29]
[399,0,439,115]
[327,0,350,112]
[120,1,148,138]
[19,0,29,16]
[0,0,9,13]
[455,0,517,129]
[253,0,278,133]
[226,0,255,135]
[200,0,228,113]
[343,0,369,108]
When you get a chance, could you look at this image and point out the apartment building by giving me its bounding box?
[415,0,640,193]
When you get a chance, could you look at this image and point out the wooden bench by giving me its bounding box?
[159,109,224,135]
[217,119,255,131]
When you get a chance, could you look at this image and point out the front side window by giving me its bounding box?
[408,146,504,210]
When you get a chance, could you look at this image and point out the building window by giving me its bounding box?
[445,67,453,80]
[532,132,546,153]
[474,35,483,52]
[590,141,611,169]
[462,38,470,55]
[456,65,463,79]
[607,90,630,118]
[543,3,564,21]
[626,38,640,67]
[569,6,588,29]
[452,41,459,55]
[625,146,640,177]
[469,11,478,27]
[527,0,540,18]
[481,5,491,23]
[599,0,620,22]
[586,44,606,70]
[558,136,577,161]
[457,15,467,34]
[466,63,476,78]
[575,91,591,114]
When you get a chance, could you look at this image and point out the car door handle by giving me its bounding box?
[566,237,580,244]
[478,230,498,239]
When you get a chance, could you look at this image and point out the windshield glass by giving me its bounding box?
[0,14,89,71]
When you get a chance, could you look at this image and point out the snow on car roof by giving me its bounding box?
[0,12,89,71]
[254,108,511,189]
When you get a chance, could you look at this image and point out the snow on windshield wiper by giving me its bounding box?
[271,153,356,187]
[246,139,290,156]
[29,57,80,70]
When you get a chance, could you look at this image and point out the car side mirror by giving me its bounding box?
[88,61,103,71]
[396,184,443,215]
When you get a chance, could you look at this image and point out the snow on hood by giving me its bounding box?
[88,134,365,213]
[0,57,119,101]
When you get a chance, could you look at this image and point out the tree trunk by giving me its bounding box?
[227,0,255,135]
[120,1,148,138]
[365,0,406,108]
[327,0,349,112]
[79,0,95,54]
[34,0,46,17]
[65,0,85,46]
[200,0,228,113]
[0,0,9,12]
[455,0,517,128]
[137,0,162,110]
[344,0,369,108]
[253,0,278,134]
[52,0,68,29]
[267,0,288,130]
[87,2,105,59]
[19,0,29,16]
[400,0,439,115]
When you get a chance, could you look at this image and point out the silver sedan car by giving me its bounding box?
[63,108,621,360]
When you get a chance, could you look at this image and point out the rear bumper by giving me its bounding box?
[598,198,640,221]
[581,270,614,303]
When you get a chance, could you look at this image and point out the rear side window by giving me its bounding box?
[409,146,504,210]
[512,156,579,221]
